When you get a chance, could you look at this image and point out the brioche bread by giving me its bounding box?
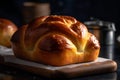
[11,15,100,66]
[0,18,18,47]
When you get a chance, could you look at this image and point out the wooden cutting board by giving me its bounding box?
[0,47,117,78]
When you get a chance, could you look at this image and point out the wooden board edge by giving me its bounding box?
[55,60,117,78]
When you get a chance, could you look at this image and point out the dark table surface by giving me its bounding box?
[0,44,120,80]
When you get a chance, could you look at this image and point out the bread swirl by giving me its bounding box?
[11,15,100,66]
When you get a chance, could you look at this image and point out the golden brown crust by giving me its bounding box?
[11,15,100,66]
[0,18,18,47]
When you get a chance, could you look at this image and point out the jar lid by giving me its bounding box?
[84,19,116,31]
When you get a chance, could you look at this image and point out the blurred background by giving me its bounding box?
[0,0,119,44]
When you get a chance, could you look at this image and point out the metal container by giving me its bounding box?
[84,20,116,46]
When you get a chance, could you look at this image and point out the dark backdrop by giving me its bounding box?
[0,0,119,38]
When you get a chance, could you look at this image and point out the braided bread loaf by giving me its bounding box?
[11,15,100,66]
